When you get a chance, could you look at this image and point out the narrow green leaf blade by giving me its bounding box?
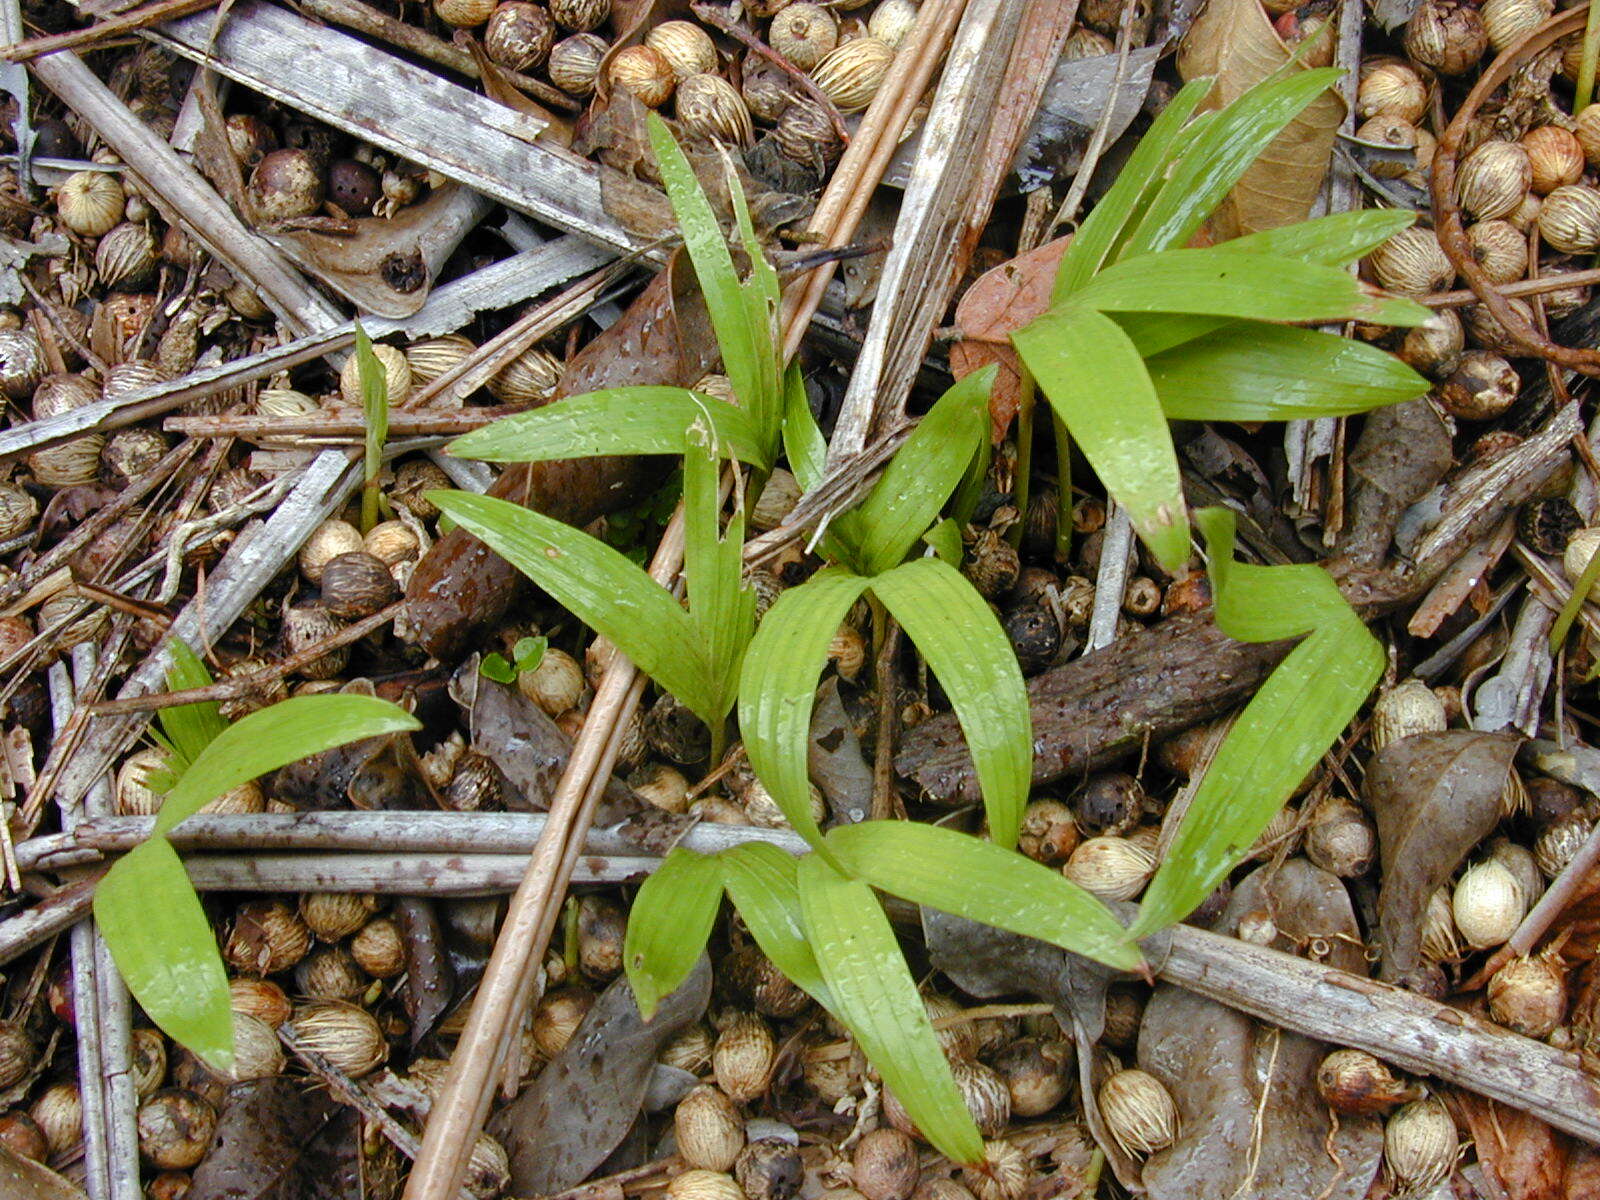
[798,856,984,1165]
[155,639,225,776]
[1054,77,1214,299]
[737,568,873,856]
[153,695,421,837]
[825,823,1141,970]
[625,847,724,1019]
[870,559,1030,849]
[1014,308,1189,572]
[1216,208,1417,266]
[1123,69,1342,259]
[94,839,234,1069]
[1131,508,1384,937]
[355,323,390,533]
[854,367,993,575]
[449,389,769,469]
[684,420,754,723]
[1146,323,1429,420]
[718,842,833,1009]
[781,369,861,564]
[431,490,715,718]
[1077,249,1430,327]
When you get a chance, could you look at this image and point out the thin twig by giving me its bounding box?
[0,0,218,60]
[89,601,402,716]
[164,406,524,441]
[1422,266,1600,309]
[1050,0,1137,234]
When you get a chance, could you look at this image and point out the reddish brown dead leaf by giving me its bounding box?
[949,235,1070,442]
[1565,1145,1600,1199]
[1453,1094,1566,1200]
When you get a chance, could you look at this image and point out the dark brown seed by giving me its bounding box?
[1002,604,1060,675]
[1071,772,1145,837]
[326,158,381,216]
[319,550,400,619]
[735,1138,803,1200]
[1519,497,1582,557]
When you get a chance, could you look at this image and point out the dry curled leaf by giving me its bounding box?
[1138,860,1383,1200]
[188,1078,354,1200]
[490,955,712,1194]
[1176,0,1345,237]
[1452,1094,1566,1200]
[1338,399,1454,570]
[1361,730,1521,986]
[0,1141,88,1200]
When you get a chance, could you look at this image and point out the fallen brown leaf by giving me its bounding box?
[1453,1095,1567,1200]
[1175,0,1345,237]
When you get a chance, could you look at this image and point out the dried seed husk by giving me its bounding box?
[1356,115,1429,181]
[742,56,797,121]
[812,37,894,113]
[676,1083,746,1171]
[577,894,627,980]
[1367,227,1453,296]
[0,1021,35,1090]
[1487,953,1566,1038]
[1018,798,1081,865]
[95,221,158,291]
[668,1170,747,1200]
[486,1,555,71]
[1464,297,1536,356]
[734,1139,800,1200]
[647,20,718,80]
[519,646,584,715]
[300,891,380,941]
[867,0,918,48]
[740,775,825,828]
[1577,104,1600,167]
[283,604,349,680]
[30,1083,81,1158]
[350,916,406,978]
[714,1012,775,1102]
[435,0,496,26]
[0,329,44,401]
[102,426,169,486]
[1097,1067,1176,1156]
[660,1022,715,1072]
[294,944,370,1002]
[32,372,98,419]
[1465,219,1527,285]
[1456,140,1532,221]
[551,0,608,29]
[58,170,126,236]
[609,44,677,107]
[224,898,313,975]
[487,345,563,406]
[771,3,838,69]
[632,761,690,813]
[340,341,412,406]
[300,519,365,584]
[1523,124,1584,194]
[249,149,325,222]
[1439,349,1519,421]
[1481,0,1552,52]
[1316,1048,1421,1114]
[549,32,608,94]
[1534,812,1592,877]
[1357,59,1427,123]
[1063,835,1155,900]
[225,1012,287,1080]
[1404,0,1486,75]
[287,1000,388,1076]
[137,1089,216,1170]
[365,519,421,567]
[1383,1097,1457,1190]
[959,1140,1029,1200]
[1538,184,1600,253]
[1399,308,1463,379]
[0,482,38,541]
[532,987,594,1057]
[392,459,452,521]
[1304,795,1376,877]
[406,334,477,384]
[852,1128,918,1200]
[989,1037,1071,1117]
[677,74,756,147]
[29,435,104,488]
[320,550,400,620]
[230,976,292,1028]
[465,1133,512,1200]
[1421,887,1460,962]
[1452,859,1524,949]
[131,1028,168,1098]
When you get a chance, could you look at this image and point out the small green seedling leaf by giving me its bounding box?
[718,843,833,1010]
[626,847,725,1019]
[824,823,1142,971]
[479,654,516,684]
[513,636,548,673]
[145,639,225,792]
[95,839,235,1071]
[354,323,391,535]
[870,559,1031,849]
[738,568,872,861]
[1014,307,1190,573]
[1132,507,1383,936]
[798,856,984,1166]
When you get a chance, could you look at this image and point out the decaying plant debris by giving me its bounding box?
[10,0,1600,1195]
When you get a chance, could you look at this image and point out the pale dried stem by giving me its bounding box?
[778,0,973,362]
[1,0,217,60]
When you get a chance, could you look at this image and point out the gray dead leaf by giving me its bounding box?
[1372,0,1423,31]
[0,234,67,307]
[1012,46,1164,193]
[1137,860,1384,1200]
[0,1141,87,1200]
[450,658,637,822]
[809,679,872,826]
[1362,730,1520,985]
[491,955,713,1193]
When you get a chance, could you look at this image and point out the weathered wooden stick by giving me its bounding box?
[1158,923,1600,1145]
[164,406,522,441]
[17,812,809,871]
[1,0,216,60]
